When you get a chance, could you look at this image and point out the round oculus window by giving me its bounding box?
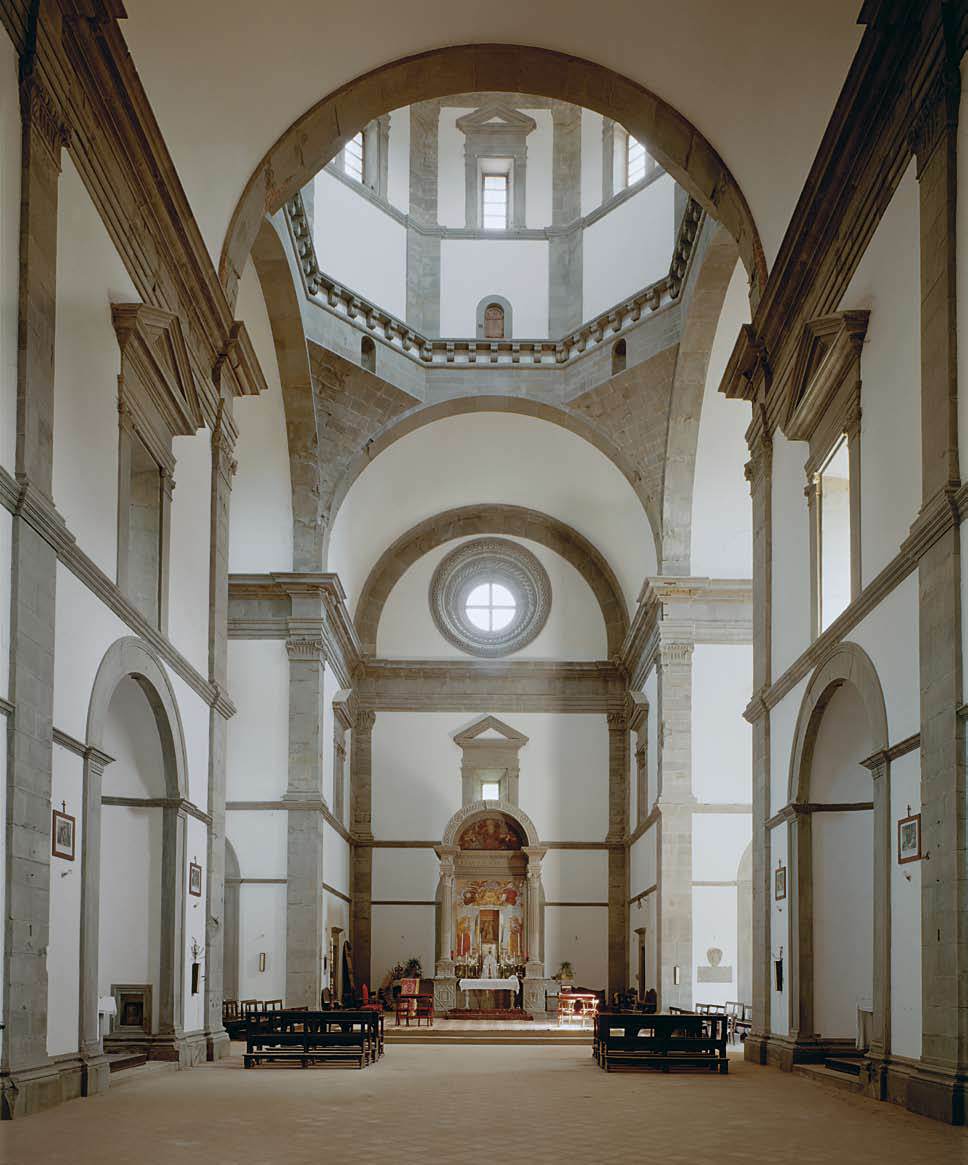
[429,538,551,658]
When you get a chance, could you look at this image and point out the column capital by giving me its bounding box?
[606,710,628,731]
[286,636,325,662]
[355,709,376,733]
[659,639,694,668]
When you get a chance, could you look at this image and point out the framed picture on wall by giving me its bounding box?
[897,812,922,865]
[774,863,787,901]
[189,861,203,896]
[52,808,76,861]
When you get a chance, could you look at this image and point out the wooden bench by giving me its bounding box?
[593,1012,729,1073]
[243,1009,383,1069]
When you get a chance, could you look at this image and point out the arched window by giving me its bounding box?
[612,338,627,375]
[361,335,376,373]
[484,303,505,340]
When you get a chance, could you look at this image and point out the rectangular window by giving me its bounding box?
[344,132,364,183]
[818,437,851,631]
[481,780,501,801]
[481,173,509,230]
[126,434,163,627]
[627,135,647,186]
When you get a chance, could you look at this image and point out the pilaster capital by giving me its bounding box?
[20,72,71,168]
[606,710,628,732]
[909,60,960,177]
[658,640,693,669]
[286,636,325,662]
[355,709,376,733]
[84,746,115,773]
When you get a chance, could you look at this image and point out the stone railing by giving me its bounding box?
[285,194,703,369]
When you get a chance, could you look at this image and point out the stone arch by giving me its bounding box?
[784,641,888,1054]
[87,635,189,800]
[355,503,629,657]
[329,394,660,561]
[219,44,766,312]
[249,216,322,571]
[660,221,741,574]
[476,295,513,340]
[441,799,540,849]
[787,641,888,806]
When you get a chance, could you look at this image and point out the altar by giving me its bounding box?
[457,976,521,1010]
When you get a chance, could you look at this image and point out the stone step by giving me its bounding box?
[386,1031,589,1046]
[792,1063,865,1096]
[107,1052,147,1074]
[824,1055,863,1077]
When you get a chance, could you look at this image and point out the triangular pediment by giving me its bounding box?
[456,103,537,136]
[782,310,869,442]
[112,303,204,437]
[454,715,529,748]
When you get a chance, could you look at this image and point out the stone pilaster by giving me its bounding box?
[407,102,440,335]
[350,709,376,992]
[283,610,327,1007]
[204,396,236,1060]
[1,65,70,1120]
[909,54,967,1124]
[549,104,582,335]
[655,638,695,1011]
[78,747,113,1096]
[744,414,773,1065]
[606,710,629,997]
[522,846,547,1014]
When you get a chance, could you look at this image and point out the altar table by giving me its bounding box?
[457,977,520,1009]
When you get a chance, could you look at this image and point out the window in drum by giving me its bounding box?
[344,132,364,182]
[627,135,647,185]
[482,173,509,230]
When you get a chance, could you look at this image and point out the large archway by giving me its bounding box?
[80,638,196,1072]
[220,44,766,312]
[786,642,888,1063]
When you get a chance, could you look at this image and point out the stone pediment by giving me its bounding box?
[782,310,869,443]
[454,715,529,748]
[112,303,204,439]
[456,103,537,137]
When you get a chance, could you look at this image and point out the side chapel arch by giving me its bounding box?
[785,641,889,1062]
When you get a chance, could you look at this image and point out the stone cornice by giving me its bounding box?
[359,659,624,713]
[102,795,213,829]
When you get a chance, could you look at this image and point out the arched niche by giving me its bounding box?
[476,295,513,340]
[79,637,195,1073]
[434,800,547,1016]
[785,642,889,1066]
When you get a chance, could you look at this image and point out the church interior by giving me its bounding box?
[1,1,968,1159]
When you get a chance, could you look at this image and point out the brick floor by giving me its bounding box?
[1,1046,965,1164]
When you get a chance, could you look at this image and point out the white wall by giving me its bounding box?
[231,260,294,573]
[690,261,753,577]
[371,711,608,842]
[692,885,738,1008]
[439,239,549,336]
[541,849,608,902]
[386,106,410,214]
[580,109,603,217]
[769,677,808,816]
[102,677,167,797]
[164,665,210,811]
[313,169,407,318]
[770,823,789,1035]
[583,172,675,318]
[168,431,211,675]
[771,434,812,679]
[53,157,139,578]
[372,847,439,901]
[227,640,289,800]
[545,905,607,989]
[840,162,920,585]
[47,744,84,1056]
[184,813,208,1031]
[692,645,752,804]
[437,108,472,228]
[629,825,656,897]
[0,506,10,703]
[525,110,553,228]
[849,580,919,743]
[693,814,752,882]
[371,905,435,986]
[329,412,655,612]
[377,536,607,660]
[239,883,287,1000]
[226,810,287,878]
[0,29,19,474]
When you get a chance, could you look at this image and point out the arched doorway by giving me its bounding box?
[80,637,192,1072]
[434,801,546,1014]
[787,643,887,1066]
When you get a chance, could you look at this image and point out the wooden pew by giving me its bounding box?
[243,1009,383,1069]
[593,1012,729,1073]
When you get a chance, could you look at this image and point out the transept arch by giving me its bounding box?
[354,503,628,657]
[219,44,766,313]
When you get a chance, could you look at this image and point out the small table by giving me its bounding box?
[457,977,520,1010]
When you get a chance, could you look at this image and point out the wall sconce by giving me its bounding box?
[673,965,680,985]
[258,952,267,973]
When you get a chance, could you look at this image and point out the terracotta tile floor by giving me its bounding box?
[1,1046,965,1164]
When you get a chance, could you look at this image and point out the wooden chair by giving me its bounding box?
[265,999,283,1012]
[394,978,433,1026]
[222,999,240,1021]
[241,999,263,1016]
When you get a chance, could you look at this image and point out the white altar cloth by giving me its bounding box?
[458,977,520,993]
